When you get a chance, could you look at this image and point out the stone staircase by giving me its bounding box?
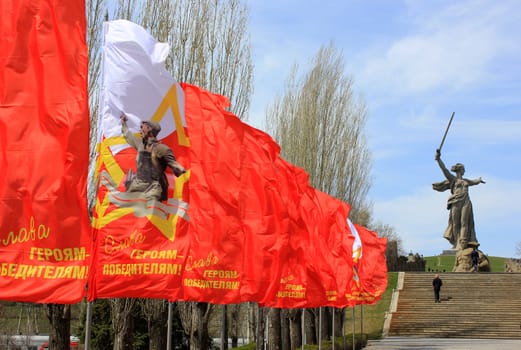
[385,272,521,339]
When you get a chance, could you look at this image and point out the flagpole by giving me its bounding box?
[84,302,92,350]
[255,305,261,350]
[265,312,268,350]
[360,305,363,345]
[352,307,355,350]
[332,308,335,350]
[166,302,173,350]
[342,307,347,350]
[221,305,228,350]
[301,309,305,350]
[318,307,322,350]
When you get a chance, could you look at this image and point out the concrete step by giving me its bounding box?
[365,337,521,349]
[387,272,521,339]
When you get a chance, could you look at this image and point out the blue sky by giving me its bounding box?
[246,0,521,257]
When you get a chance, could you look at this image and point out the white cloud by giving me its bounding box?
[358,0,519,97]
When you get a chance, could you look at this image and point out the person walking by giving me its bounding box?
[432,274,443,303]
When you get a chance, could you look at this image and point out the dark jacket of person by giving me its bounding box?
[432,277,443,291]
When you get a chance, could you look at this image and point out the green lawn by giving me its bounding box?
[424,255,506,272]
[343,272,398,339]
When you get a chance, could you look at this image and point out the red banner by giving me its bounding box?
[181,83,289,304]
[88,20,190,301]
[345,224,388,305]
[266,184,354,308]
[181,84,356,306]
[87,21,379,307]
[0,0,90,303]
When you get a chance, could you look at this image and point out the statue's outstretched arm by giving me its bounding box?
[467,177,486,186]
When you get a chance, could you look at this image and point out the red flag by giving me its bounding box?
[266,185,354,308]
[181,83,289,304]
[88,20,190,301]
[182,83,356,307]
[0,0,90,303]
[346,223,388,305]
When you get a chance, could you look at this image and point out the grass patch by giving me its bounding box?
[343,272,398,339]
[425,255,506,272]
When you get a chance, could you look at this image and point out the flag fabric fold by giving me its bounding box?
[345,221,388,305]
[0,0,90,303]
[88,20,385,308]
[88,20,190,301]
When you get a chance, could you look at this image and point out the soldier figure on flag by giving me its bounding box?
[120,113,186,201]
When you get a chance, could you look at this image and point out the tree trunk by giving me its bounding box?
[229,304,240,348]
[178,301,212,350]
[110,298,136,350]
[267,308,281,350]
[248,303,257,345]
[140,299,168,350]
[255,306,265,350]
[333,308,344,338]
[221,305,228,350]
[288,309,301,349]
[320,307,331,343]
[46,304,70,350]
[280,309,290,350]
[303,309,316,345]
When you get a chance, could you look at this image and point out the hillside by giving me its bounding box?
[424,255,506,272]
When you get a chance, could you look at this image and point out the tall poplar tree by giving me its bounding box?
[265,43,372,348]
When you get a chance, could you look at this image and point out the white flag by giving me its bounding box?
[99,19,186,150]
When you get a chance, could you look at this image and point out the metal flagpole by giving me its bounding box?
[332,309,335,350]
[342,308,347,350]
[255,305,261,350]
[352,307,355,350]
[166,302,173,350]
[318,307,322,350]
[84,302,92,350]
[360,305,363,345]
[301,309,305,350]
[221,305,228,350]
[264,312,268,350]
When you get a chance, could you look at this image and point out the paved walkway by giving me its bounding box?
[365,337,521,349]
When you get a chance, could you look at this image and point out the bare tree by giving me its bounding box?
[46,304,71,350]
[371,221,403,255]
[139,299,169,350]
[139,0,253,119]
[266,308,281,350]
[266,42,371,223]
[110,298,136,350]
[516,241,521,258]
[178,302,213,350]
[86,0,108,210]
[265,42,372,348]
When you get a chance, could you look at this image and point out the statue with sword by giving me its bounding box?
[432,112,486,252]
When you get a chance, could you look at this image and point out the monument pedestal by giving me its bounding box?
[441,249,458,256]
